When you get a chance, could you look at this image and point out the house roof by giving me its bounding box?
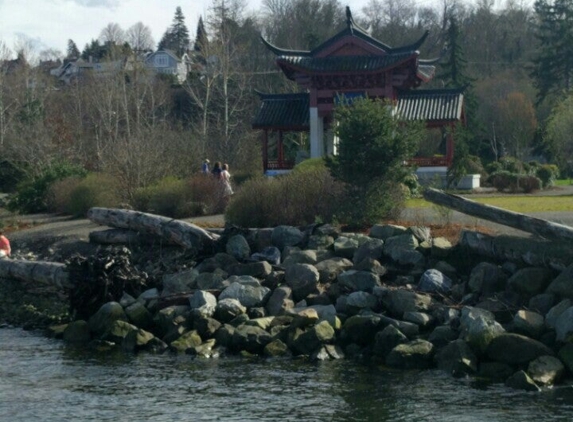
[395,88,464,122]
[252,88,464,129]
[252,92,310,130]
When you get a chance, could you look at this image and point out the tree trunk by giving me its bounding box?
[423,188,573,242]
[0,260,71,289]
[87,208,220,251]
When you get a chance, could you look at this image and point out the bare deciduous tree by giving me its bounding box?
[126,22,155,53]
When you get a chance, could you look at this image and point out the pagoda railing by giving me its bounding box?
[266,159,295,170]
[407,156,449,167]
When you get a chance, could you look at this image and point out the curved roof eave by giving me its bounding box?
[390,31,429,54]
[260,35,311,57]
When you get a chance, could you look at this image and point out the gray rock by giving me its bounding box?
[546,264,573,298]
[379,289,433,317]
[195,253,238,273]
[465,315,505,355]
[228,261,273,278]
[433,261,458,281]
[403,311,433,328]
[428,325,458,347]
[555,306,573,342]
[226,235,251,261]
[265,286,294,316]
[353,258,387,276]
[219,277,271,308]
[528,293,556,316]
[372,324,408,359]
[125,301,153,330]
[333,236,360,259]
[338,270,381,292]
[264,339,290,357]
[505,370,541,392]
[408,226,431,243]
[137,288,159,302]
[528,355,565,385]
[88,302,127,335]
[251,246,281,265]
[307,235,334,250]
[195,272,228,290]
[370,224,407,240]
[386,339,434,369]
[271,225,304,249]
[418,269,452,293]
[216,298,247,323]
[231,324,273,354]
[378,314,419,338]
[512,310,544,339]
[314,257,353,283]
[558,343,573,374]
[431,237,452,258]
[340,314,381,346]
[283,250,318,267]
[546,299,572,330]
[119,292,137,307]
[162,269,199,296]
[508,267,555,298]
[292,320,336,355]
[193,316,222,339]
[435,339,478,376]
[460,306,496,333]
[189,290,218,318]
[63,320,91,345]
[170,330,202,353]
[153,305,189,338]
[121,328,155,352]
[486,333,554,365]
[102,320,138,343]
[353,238,384,266]
[384,233,418,254]
[346,291,378,312]
[468,262,506,297]
[284,263,320,302]
[479,362,515,382]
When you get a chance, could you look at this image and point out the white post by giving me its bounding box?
[326,126,338,156]
[310,107,324,158]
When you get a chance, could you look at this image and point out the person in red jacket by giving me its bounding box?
[0,230,11,258]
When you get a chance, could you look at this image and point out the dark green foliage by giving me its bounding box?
[0,161,25,193]
[326,98,422,225]
[519,175,543,193]
[66,39,80,60]
[158,6,190,56]
[489,170,519,192]
[536,164,560,188]
[531,0,573,104]
[7,161,87,214]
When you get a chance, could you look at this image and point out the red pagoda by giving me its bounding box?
[253,7,465,176]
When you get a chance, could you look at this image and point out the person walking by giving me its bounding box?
[221,163,234,196]
[212,161,222,179]
[0,230,11,259]
[202,159,210,174]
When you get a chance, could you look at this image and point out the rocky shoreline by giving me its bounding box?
[3,220,573,392]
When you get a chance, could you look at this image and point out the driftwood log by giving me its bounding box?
[423,188,573,243]
[89,228,176,246]
[0,259,71,289]
[87,208,219,251]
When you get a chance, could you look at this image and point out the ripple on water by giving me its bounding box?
[1,329,573,422]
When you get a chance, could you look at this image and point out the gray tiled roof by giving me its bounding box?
[396,89,464,122]
[252,93,309,129]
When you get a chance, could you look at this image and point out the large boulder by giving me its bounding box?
[333,236,361,259]
[292,320,336,355]
[338,270,380,292]
[486,333,554,365]
[195,253,238,273]
[372,324,408,360]
[431,237,452,258]
[283,250,317,267]
[528,293,556,316]
[468,262,506,297]
[189,290,218,318]
[231,324,273,354]
[170,330,202,353]
[314,257,353,283]
[386,339,434,369]
[284,263,320,302]
[195,272,228,291]
[161,269,199,296]
[219,276,271,308]
[508,267,555,298]
[102,320,138,343]
[228,261,273,278]
[216,298,247,323]
[558,343,573,373]
[546,264,573,298]
[379,289,433,318]
[121,328,156,352]
[418,269,452,294]
[465,315,505,354]
[339,315,381,346]
[435,339,478,376]
[153,305,189,338]
[505,371,541,392]
[545,299,572,330]
[124,301,153,330]
[346,291,378,313]
[555,306,573,342]
[63,320,91,345]
[88,302,127,336]
[265,286,294,316]
[369,224,407,240]
[226,235,251,261]
[353,238,384,266]
[271,225,304,249]
[528,355,565,385]
[512,310,544,339]
[251,246,281,265]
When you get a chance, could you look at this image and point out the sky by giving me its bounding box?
[0,0,374,59]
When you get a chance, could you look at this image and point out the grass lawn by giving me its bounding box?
[407,195,573,213]
[555,179,573,186]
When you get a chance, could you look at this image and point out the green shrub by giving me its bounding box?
[47,177,83,214]
[7,161,87,213]
[291,157,327,174]
[489,170,519,192]
[186,174,228,215]
[225,167,345,227]
[485,161,503,174]
[499,157,524,174]
[133,177,188,218]
[536,164,559,188]
[518,175,542,193]
[67,174,121,217]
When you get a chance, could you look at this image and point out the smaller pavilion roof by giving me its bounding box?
[396,88,464,122]
[252,92,309,130]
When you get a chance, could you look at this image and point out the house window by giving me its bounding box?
[154,55,168,67]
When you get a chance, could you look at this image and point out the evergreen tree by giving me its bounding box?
[158,6,190,56]
[66,39,80,60]
[194,16,208,54]
[531,0,573,105]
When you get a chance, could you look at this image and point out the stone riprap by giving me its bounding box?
[36,222,573,392]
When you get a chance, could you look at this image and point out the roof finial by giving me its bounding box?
[346,6,353,29]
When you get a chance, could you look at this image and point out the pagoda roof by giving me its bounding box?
[252,92,309,130]
[395,88,464,122]
[261,7,429,57]
[252,88,464,129]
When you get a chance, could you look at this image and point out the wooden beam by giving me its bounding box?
[423,188,573,242]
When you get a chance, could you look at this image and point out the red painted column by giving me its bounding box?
[446,124,455,166]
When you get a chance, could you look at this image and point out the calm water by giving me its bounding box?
[1,328,573,422]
